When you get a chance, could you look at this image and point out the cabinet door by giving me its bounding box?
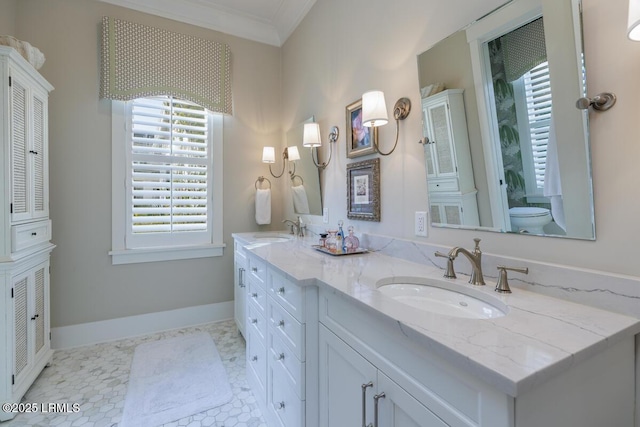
[424,101,457,178]
[10,76,29,222]
[319,325,377,427]
[234,258,246,336]
[12,273,30,386]
[30,90,48,221]
[430,201,463,225]
[377,371,449,427]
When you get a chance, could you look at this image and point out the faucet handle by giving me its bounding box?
[495,266,528,294]
[435,251,456,279]
[472,238,482,254]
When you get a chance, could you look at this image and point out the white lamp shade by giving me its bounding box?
[362,90,389,127]
[629,0,640,40]
[303,122,322,147]
[287,146,301,161]
[262,146,276,163]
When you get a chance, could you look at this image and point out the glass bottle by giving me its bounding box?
[325,230,338,253]
[344,226,360,252]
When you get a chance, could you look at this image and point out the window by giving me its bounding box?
[513,61,552,200]
[110,96,224,265]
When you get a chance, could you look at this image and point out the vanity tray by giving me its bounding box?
[311,245,368,256]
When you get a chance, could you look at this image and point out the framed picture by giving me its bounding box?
[347,158,380,221]
[346,98,378,158]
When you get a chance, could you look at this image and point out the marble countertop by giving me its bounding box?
[232,232,640,397]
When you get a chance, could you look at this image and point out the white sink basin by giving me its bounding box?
[251,233,293,243]
[376,278,507,319]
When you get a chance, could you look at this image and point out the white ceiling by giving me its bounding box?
[98,0,317,46]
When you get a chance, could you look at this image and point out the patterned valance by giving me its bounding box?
[501,17,547,83]
[100,16,232,115]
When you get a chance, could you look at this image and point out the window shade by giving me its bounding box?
[523,61,552,190]
[100,17,232,115]
[501,17,547,83]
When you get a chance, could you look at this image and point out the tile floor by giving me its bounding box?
[4,320,267,427]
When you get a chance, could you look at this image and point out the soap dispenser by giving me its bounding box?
[337,220,345,254]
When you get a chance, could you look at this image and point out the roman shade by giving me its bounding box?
[100,16,232,115]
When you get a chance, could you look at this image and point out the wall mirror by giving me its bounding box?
[417,0,595,239]
[286,117,323,215]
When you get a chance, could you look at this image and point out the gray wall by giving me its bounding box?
[282,0,640,278]
[3,0,284,327]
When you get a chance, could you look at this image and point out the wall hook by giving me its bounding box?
[575,92,617,112]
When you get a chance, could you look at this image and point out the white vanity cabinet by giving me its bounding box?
[0,46,54,422]
[318,288,635,427]
[244,251,318,427]
[233,238,248,336]
[422,89,479,226]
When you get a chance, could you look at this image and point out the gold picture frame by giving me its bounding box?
[346,98,378,158]
[347,158,380,221]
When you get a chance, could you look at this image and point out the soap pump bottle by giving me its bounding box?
[337,220,346,254]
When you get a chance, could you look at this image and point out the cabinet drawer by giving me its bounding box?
[268,297,305,361]
[248,255,267,285]
[246,328,267,404]
[268,269,304,322]
[12,220,51,253]
[247,278,267,316]
[247,301,267,342]
[269,328,306,399]
[428,177,459,192]
[269,360,305,427]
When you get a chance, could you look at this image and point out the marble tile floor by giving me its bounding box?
[4,319,267,427]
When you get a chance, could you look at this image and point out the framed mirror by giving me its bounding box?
[286,117,323,215]
[417,0,594,239]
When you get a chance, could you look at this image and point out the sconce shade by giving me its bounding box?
[262,146,276,163]
[629,0,640,40]
[303,122,322,147]
[287,146,301,161]
[362,90,389,127]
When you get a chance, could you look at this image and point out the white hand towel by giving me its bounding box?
[291,184,310,214]
[255,188,271,225]
[543,116,565,231]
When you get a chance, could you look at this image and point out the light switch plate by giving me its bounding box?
[323,207,329,224]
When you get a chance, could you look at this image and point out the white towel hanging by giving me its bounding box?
[255,188,271,225]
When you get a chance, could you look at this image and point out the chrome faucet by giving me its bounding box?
[282,216,305,237]
[435,238,485,286]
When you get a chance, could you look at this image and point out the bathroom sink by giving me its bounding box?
[251,233,294,243]
[376,278,507,319]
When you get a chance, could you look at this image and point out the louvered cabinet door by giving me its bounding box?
[30,91,48,220]
[11,273,30,386]
[10,76,30,223]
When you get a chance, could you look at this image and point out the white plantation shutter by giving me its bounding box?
[126,96,213,248]
[523,61,551,191]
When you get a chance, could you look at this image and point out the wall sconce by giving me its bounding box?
[361,90,411,156]
[303,122,339,170]
[262,145,300,178]
[629,0,640,40]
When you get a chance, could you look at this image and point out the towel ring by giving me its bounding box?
[290,174,304,186]
[255,176,271,190]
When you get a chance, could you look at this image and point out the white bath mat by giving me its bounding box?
[120,332,233,427]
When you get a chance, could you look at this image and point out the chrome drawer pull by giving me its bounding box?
[276,402,285,410]
[251,318,258,324]
[361,381,373,427]
[277,287,285,295]
[275,352,285,361]
[374,392,386,427]
[252,267,258,272]
[251,355,258,362]
[251,292,258,298]
[277,320,285,328]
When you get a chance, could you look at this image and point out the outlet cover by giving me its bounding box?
[323,207,329,224]
[415,211,428,237]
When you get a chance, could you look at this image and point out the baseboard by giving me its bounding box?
[51,301,234,349]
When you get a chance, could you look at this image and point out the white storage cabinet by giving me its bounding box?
[0,46,54,422]
[422,89,479,226]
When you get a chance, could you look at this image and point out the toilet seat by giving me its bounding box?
[509,207,551,217]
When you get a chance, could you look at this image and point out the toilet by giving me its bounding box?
[508,207,553,234]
